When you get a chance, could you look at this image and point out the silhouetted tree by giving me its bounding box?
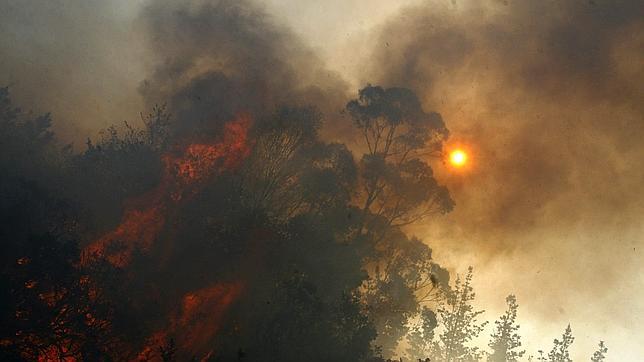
[346,85,453,236]
[0,75,613,362]
[544,325,574,362]
[406,306,438,360]
[240,106,324,218]
[432,267,487,362]
[590,340,607,362]
[346,85,453,357]
[487,295,524,361]
[0,88,123,360]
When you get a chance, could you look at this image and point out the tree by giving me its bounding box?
[432,267,487,362]
[238,105,360,233]
[0,88,125,360]
[488,295,524,362]
[346,85,453,236]
[362,259,419,356]
[406,306,438,360]
[546,325,575,362]
[361,232,450,357]
[590,340,607,362]
[1,84,460,361]
[346,85,453,358]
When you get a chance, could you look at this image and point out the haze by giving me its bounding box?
[1,0,642,360]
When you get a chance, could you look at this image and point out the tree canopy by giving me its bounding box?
[0,85,607,361]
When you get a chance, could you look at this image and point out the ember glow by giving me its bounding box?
[77,114,253,360]
[83,114,252,267]
[137,282,245,361]
[1,0,641,361]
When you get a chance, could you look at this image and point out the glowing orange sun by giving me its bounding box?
[449,149,468,167]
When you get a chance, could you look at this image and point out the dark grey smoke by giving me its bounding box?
[138,0,350,140]
[0,0,352,143]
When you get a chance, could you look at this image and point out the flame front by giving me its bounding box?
[34,116,253,361]
[82,115,252,267]
[136,282,245,361]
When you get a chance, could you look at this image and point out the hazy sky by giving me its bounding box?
[268,2,643,359]
[1,0,642,359]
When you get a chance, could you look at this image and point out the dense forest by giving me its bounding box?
[0,85,608,361]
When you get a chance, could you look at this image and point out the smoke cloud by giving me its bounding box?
[367,0,643,241]
[1,0,642,358]
[137,0,351,140]
[0,0,352,144]
[362,0,643,358]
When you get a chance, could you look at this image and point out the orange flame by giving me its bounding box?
[82,115,252,267]
[37,345,78,362]
[177,282,244,351]
[166,115,252,201]
[136,282,244,361]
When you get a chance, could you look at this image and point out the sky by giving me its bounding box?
[1,0,642,359]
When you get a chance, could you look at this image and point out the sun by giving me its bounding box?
[449,149,468,167]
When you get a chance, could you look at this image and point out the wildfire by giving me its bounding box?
[168,116,252,200]
[84,205,166,267]
[136,282,245,361]
[177,283,244,352]
[82,115,252,267]
[68,115,253,361]
[37,345,77,362]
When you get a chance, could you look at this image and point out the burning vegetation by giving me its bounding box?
[82,114,252,267]
[1,0,632,359]
[0,79,611,360]
[0,80,456,360]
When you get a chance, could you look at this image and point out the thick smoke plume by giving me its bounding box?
[0,0,352,143]
[367,0,643,246]
[0,0,642,360]
[363,0,643,358]
[138,0,351,140]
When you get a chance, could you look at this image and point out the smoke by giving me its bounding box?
[0,0,146,142]
[0,0,352,144]
[0,1,358,358]
[2,0,640,242]
[362,0,643,358]
[366,0,643,243]
[137,0,351,140]
[2,0,642,358]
